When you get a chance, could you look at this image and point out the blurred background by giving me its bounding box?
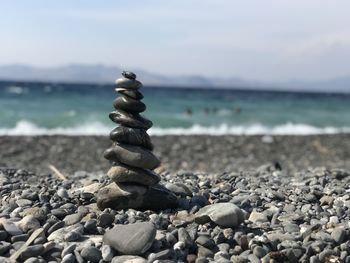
[1,0,350,136]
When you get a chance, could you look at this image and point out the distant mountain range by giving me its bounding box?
[0,64,349,93]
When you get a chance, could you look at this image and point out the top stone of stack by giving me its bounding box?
[116,71,142,90]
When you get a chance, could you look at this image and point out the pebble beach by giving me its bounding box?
[0,134,349,262]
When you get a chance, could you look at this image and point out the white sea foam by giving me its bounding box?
[6,86,28,95]
[0,120,349,136]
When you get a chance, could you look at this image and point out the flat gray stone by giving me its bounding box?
[194,203,245,227]
[103,222,156,255]
[107,164,160,186]
[115,77,142,90]
[111,255,147,263]
[3,222,23,236]
[248,211,269,223]
[47,224,84,242]
[110,126,153,150]
[118,90,144,100]
[109,110,152,130]
[113,96,146,113]
[104,144,160,170]
[96,183,177,211]
[80,246,102,263]
[63,213,83,226]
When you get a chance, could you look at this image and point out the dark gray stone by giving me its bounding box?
[103,222,156,255]
[113,96,146,113]
[122,71,137,80]
[104,144,160,170]
[96,183,178,211]
[115,77,142,90]
[165,183,192,197]
[47,221,65,235]
[97,213,115,227]
[20,245,45,260]
[0,231,8,241]
[110,126,153,150]
[331,227,346,243]
[196,235,215,249]
[109,110,152,130]
[107,164,160,186]
[0,241,11,256]
[119,90,144,100]
[80,246,102,263]
[61,243,77,258]
[178,227,193,248]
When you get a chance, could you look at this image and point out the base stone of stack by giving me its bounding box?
[96,183,178,211]
[107,164,160,186]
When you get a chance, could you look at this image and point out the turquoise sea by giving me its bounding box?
[1,81,350,135]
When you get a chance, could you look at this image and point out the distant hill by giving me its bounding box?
[0,64,349,92]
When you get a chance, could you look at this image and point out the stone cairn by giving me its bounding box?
[96,71,177,211]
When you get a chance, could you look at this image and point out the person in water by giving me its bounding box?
[185,108,192,116]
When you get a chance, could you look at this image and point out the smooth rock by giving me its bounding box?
[165,183,192,197]
[63,213,83,226]
[61,243,76,257]
[18,215,40,232]
[20,244,45,259]
[116,77,142,90]
[101,244,115,261]
[194,203,245,227]
[110,126,153,150]
[97,183,177,211]
[3,222,23,236]
[331,227,346,243]
[47,224,84,242]
[109,110,152,130]
[61,254,75,263]
[80,246,102,263]
[23,258,40,263]
[119,90,144,100]
[122,71,137,80]
[248,211,269,223]
[103,222,156,255]
[111,255,147,263]
[104,144,160,170]
[107,164,160,186]
[113,96,146,113]
[97,213,115,228]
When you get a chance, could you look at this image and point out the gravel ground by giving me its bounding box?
[0,135,349,262]
[0,134,349,174]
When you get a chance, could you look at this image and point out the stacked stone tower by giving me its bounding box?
[96,71,177,211]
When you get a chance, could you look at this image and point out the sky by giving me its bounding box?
[1,0,350,82]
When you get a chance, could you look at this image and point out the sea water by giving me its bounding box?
[1,81,350,135]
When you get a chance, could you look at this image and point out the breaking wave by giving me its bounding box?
[0,120,350,136]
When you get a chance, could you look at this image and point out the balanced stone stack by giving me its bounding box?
[96,71,177,211]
